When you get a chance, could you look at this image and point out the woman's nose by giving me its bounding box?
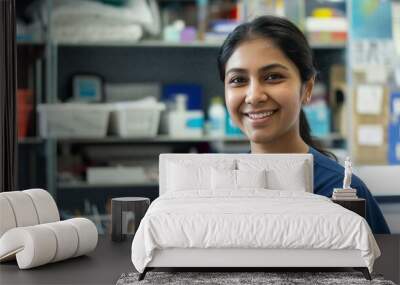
[245,81,268,105]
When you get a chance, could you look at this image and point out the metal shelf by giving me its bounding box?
[54,39,345,50]
[49,133,344,144]
[58,181,158,189]
[54,40,222,48]
[18,137,44,144]
[54,135,249,144]
[16,39,45,45]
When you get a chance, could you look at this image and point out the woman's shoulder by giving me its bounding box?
[308,146,343,175]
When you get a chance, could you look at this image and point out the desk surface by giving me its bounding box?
[0,236,133,285]
[1,235,399,285]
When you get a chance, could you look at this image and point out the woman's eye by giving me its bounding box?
[229,77,247,85]
[265,73,284,81]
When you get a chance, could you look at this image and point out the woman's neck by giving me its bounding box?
[250,130,309,154]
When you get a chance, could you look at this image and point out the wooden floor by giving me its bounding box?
[0,235,398,285]
[0,236,134,285]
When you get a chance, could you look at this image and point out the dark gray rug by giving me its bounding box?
[116,272,396,285]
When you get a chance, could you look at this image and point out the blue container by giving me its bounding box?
[388,92,400,164]
[162,84,203,110]
[303,103,331,138]
[225,110,243,137]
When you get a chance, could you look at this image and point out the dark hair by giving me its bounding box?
[217,15,336,160]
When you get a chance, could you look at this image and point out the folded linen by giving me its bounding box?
[52,24,143,43]
[50,0,160,35]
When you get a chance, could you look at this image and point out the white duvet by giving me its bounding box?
[131,190,380,273]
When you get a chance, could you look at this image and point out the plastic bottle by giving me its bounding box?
[208,97,226,137]
[175,93,187,112]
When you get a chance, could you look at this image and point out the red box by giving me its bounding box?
[17,89,33,139]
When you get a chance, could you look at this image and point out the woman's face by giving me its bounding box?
[224,38,312,145]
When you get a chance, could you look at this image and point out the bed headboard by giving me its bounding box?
[159,153,313,195]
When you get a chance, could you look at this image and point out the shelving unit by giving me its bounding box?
[20,0,349,218]
[16,0,48,190]
[13,0,399,235]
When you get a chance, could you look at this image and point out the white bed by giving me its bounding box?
[131,154,380,280]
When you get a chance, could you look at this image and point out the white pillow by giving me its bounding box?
[211,168,267,191]
[211,168,236,190]
[167,159,235,192]
[167,163,209,191]
[237,159,309,192]
[237,169,267,189]
[267,162,307,192]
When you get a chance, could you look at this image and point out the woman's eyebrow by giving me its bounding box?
[225,68,247,75]
[259,64,289,73]
[226,64,289,76]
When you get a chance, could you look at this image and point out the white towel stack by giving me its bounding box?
[29,0,161,43]
[332,188,358,200]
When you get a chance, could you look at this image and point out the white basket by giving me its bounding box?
[109,102,165,138]
[38,103,110,138]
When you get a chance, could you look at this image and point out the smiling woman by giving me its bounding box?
[217,16,390,234]
[224,38,311,154]
[218,16,319,156]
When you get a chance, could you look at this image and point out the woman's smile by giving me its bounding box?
[243,109,279,127]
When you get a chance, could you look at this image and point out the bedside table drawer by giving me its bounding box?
[331,198,366,218]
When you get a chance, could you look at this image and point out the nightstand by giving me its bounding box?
[331,198,366,218]
[111,197,150,242]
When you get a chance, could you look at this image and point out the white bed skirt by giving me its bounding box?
[148,248,366,268]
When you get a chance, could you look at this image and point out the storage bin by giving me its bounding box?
[38,103,110,138]
[109,102,165,138]
[87,166,148,185]
[105,83,160,102]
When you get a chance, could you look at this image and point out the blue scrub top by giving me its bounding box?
[309,146,390,234]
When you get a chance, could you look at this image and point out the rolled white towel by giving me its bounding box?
[0,226,57,269]
[0,218,98,269]
[0,191,39,227]
[23,189,60,224]
[66,218,98,257]
[0,195,17,237]
[42,221,79,263]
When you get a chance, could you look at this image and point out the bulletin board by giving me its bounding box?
[352,71,389,164]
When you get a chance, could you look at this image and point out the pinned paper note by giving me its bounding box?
[356,85,384,115]
[395,65,400,87]
[357,125,384,146]
[351,40,395,70]
[393,2,400,56]
[393,97,400,117]
[365,65,388,83]
[396,143,400,160]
